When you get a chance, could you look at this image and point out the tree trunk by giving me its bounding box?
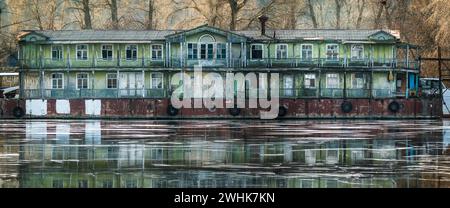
[228,0,238,30]
[335,0,341,29]
[307,0,318,28]
[356,0,365,29]
[110,0,118,29]
[147,0,154,29]
[82,0,92,29]
[373,1,384,29]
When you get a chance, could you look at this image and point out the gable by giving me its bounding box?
[166,25,248,43]
[369,31,397,42]
[18,32,48,42]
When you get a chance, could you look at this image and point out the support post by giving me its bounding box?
[438,46,443,118]
[343,70,347,99]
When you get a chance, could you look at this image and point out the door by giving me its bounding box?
[284,75,294,96]
[120,72,142,97]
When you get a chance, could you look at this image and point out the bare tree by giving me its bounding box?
[69,0,93,29]
[105,0,118,29]
[356,0,366,29]
[306,0,317,28]
[335,0,344,29]
[227,0,248,30]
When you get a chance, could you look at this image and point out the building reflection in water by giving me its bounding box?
[0,120,449,188]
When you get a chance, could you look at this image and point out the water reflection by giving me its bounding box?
[0,120,449,188]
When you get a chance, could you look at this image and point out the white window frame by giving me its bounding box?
[151,44,164,60]
[106,73,118,89]
[125,44,138,61]
[76,44,88,61]
[326,44,339,61]
[326,73,340,89]
[76,73,89,90]
[275,44,288,59]
[51,73,64,89]
[250,44,264,60]
[51,45,63,61]
[300,44,313,60]
[101,44,114,60]
[304,74,316,89]
[351,44,364,61]
[150,72,164,89]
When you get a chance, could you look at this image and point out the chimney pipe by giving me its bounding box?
[258,15,268,36]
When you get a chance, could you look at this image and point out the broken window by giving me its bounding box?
[251,44,263,59]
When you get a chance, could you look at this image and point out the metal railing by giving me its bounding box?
[23,89,167,99]
[19,57,420,70]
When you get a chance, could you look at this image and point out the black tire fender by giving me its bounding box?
[388,101,400,113]
[341,101,353,113]
[167,105,179,116]
[278,106,288,117]
[13,107,25,118]
[229,107,241,117]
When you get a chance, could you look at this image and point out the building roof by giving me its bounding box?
[234,29,400,41]
[19,26,401,43]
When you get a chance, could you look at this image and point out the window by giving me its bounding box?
[151,73,163,89]
[326,73,339,88]
[107,73,118,89]
[304,74,316,89]
[301,44,313,60]
[216,43,227,59]
[52,45,63,60]
[276,44,288,59]
[352,73,365,89]
[251,44,263,60]
[126,45,138,60]
[51,73,63,89]
[77,73,89,89]
[200,44,213,59]
[188,43,198,59]
[102,45,113,60]
[284,75,294,96]
[326,44,339,60]
[351,44,364,60]
[78,180,88,188]
[76,44,88,60]
[151,44,163,60]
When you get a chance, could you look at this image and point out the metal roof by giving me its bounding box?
[234,29,400,41]
[32,30,179,41]
[23,27,400,42]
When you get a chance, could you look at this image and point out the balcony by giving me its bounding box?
[19,57,419,70]
[23,89,167,99]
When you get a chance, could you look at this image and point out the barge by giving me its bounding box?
[0,20,442,119]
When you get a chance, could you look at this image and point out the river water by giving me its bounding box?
[0,119,449,188]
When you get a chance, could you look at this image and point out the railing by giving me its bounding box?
[19,57,420,70]
[23,89,167,99]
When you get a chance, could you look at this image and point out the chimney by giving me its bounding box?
[258,15,269,36]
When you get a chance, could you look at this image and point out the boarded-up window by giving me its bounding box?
[351,44,364,60]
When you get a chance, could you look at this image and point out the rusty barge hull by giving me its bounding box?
[0,98,442,119]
